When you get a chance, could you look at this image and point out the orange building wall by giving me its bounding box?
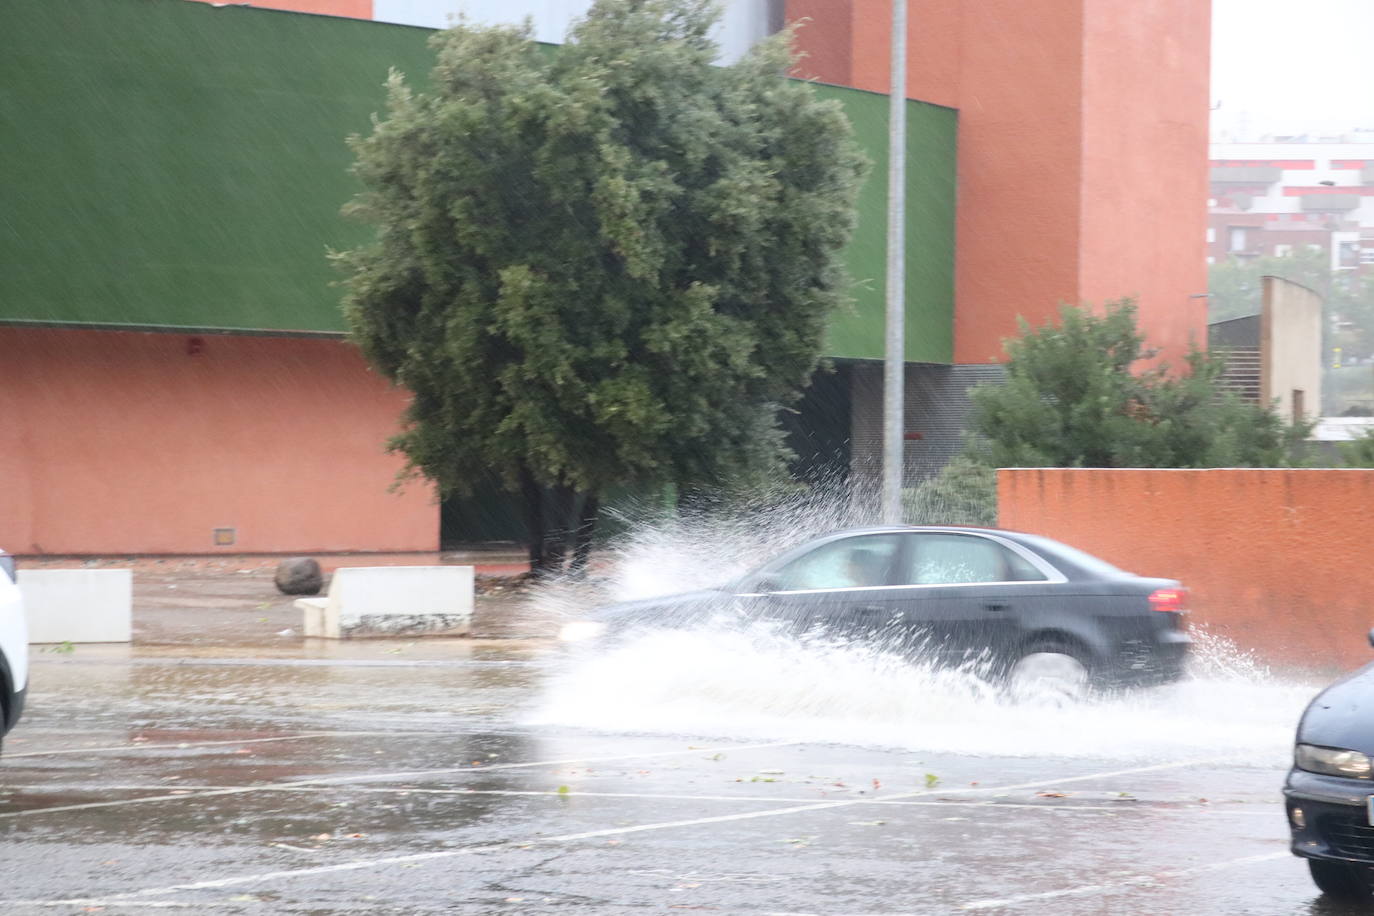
[181,0,373,18]
[999,468,1374,672]
[0,328,437,556]
[1078,0,1211,361]
[786,0,1209,366]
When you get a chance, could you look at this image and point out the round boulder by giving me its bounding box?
[274,557,323,596]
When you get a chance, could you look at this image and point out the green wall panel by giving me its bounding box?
[815,85,956,363]
[0,0,955,360]
[0,0,434,333]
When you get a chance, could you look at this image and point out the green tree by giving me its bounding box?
[1207,247,1333,323]
[336,0,865,574]
[921,301,1312,522]
[903,455,996,526]
[1338,429,1374,467]
[969,300,1308,469]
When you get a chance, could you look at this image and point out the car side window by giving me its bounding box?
[901,534,1047,585]
[775,535,901,591]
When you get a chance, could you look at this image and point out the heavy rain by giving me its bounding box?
[3,0,1374,914]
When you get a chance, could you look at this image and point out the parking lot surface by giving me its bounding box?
[0,624,1359,916]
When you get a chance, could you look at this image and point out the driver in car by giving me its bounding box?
[845,548,887,588]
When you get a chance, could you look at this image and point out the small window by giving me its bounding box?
[1274,244,1292,257]
[775,535,901,591]
[901,534,1046,585]
[1206,227,1216,244]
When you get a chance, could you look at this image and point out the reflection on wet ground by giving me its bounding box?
[0,641,1357,915]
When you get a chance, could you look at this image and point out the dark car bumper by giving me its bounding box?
[1107,630,1191,687]
[1286,768,1374,863]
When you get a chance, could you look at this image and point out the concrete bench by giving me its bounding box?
[18,569,133,643]
[295,566,474,639]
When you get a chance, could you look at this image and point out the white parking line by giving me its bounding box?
[9,755,1235,908]
[958,852,1290,910]
[0,731,421,759]
[2,782,1276,817]
[0,739,802,818]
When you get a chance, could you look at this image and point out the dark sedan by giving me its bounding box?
[1285,631,1374,901]
[559,526,1191,697]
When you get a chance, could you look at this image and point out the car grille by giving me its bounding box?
[1321,814,1374,860]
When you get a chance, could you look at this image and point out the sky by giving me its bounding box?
[1211,0,1374,141]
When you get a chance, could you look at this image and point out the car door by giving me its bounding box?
[746,533,908,644]
[890,532,1050,667]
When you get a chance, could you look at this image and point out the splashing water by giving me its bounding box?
[528,485,1322,766]
[532,624,1317,765]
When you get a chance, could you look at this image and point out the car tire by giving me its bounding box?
[1308,859,1370,901]
[1006,641,1091,705]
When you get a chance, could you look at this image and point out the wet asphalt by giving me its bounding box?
[0,632,1363,914]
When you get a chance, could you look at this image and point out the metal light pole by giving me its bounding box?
[882,0,907,524]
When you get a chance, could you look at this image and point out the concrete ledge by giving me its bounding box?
[295,566,473,639]
[18,569,133,643]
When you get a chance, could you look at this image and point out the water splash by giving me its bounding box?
[532,622,1317,765]
[529,485,1320,764]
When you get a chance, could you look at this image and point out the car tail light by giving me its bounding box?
[1148,587,1188,613]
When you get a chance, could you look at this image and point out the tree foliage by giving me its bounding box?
[903,456,996,527]
[1207,247,1334,323]
[335,0,865,569]
[1338,429,1374,468]
[968,299,1311,469]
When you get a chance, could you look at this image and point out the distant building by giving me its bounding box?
[1208,137,1374,273]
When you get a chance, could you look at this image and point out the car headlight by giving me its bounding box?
[1295,743,1374,779]
[558,620,607,644]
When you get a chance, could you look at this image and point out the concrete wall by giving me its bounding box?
[1262,276,1323,423]
[0,328,437,556]
[998,468,1374,671]
[785,0,1211,367]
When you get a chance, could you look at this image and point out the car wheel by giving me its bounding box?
[1308,858,1371,901]
[1006,643,1090,705]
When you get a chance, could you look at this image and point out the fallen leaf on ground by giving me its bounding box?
[1035,791,1069,798]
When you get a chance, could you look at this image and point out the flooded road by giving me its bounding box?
[0,630,1357,915]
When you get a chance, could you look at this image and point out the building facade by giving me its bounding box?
[1,0,1210,556]
[1209,139,1374,273]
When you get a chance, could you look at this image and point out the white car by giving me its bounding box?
[0,551,28,752]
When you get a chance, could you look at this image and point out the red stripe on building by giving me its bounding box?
[1209,159,1316,169]
[1283,186,1374,196]
[1332,159,1368,170]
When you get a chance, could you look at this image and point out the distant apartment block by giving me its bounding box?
[1209,136,1374,273]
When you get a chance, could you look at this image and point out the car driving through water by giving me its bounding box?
[1285,630,1374,901]
[559,526,1191,698]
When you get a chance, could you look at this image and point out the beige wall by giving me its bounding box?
[1261,275,1323,423]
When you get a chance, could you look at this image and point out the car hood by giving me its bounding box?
[1297,661,1374,754]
